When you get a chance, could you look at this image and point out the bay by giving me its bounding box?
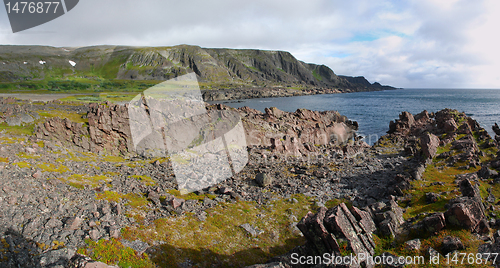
[217,88,500,145]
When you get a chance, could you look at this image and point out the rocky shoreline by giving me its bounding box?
[0,97,499,267]
[201,86,394,102]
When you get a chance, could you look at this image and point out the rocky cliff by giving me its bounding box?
[0,45,395,99]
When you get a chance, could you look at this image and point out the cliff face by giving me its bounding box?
[0,45,394,92]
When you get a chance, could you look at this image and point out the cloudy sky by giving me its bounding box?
[1,0,499,88]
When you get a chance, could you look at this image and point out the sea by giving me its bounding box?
[216,88,500,145]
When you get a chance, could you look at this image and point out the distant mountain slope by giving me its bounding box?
[0,45,395,92]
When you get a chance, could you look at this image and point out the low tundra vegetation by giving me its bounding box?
[82,194,318,267]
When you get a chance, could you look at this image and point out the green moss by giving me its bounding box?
[13,161,31,168]
[312,70,323,81]
[374,227,485,268]
[16,152,41,159]
[325,198,351,208]
[38,110,87,124]
[78,238,154,268]
[435,143,452,156]
[96,191,123,203]
[103,155,127,162]
[167,189,216,201]
[402,164,479,219]
[37,163,70,173]
[123,193,149,208]
[130,175,156,186]
[59,174,111,188]
[0,123,34,135]
[120,194,315,267]
[0,136,24,145]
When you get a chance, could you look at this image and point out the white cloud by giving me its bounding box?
[0,0,498,88]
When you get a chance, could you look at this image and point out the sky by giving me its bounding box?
[1,0,499,88]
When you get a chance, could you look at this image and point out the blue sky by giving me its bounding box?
[1,0,499,88]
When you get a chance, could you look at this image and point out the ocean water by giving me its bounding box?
[217,88,500,145]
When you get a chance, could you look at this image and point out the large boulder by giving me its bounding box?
[441,236,465,255]
[297,204,377,267]
[421,213,446,234]
[421,133,440,159]
[493,123,500,136]
[478,166,499,179]
[297,207,340,256]
[442,118,458,133]
[323,203,376,256]
[444,178,487,232]
[372,200,405,238]
[388,111,415,134]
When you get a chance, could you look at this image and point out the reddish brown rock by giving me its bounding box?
[442,118,458,132]
[35,103,357,157]
[297,204,377,268]
[422,213,446,234]
[323,203,375,256]
[241,106,358,156]
[493,123,500,136]
[169,197,185,209]
[388,111,415,134]
[421,133,440,159]
[34,103,133,155]
[32,170,42,179]
[297,207,340,255]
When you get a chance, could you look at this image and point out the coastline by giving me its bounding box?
[0,97,498,267]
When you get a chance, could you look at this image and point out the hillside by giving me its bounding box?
[0,45,395,99]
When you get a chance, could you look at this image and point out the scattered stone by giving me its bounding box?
[478,166,498,179]
[422,213,446,234]
[487,193,496,203]
[121,240,150,255]
[373,200,405,238]
[32,170,42,179]
[39,248,74,267]
[425,247,440,260]
[25,147,37,154]
[404,239,421,251]
[442,236,465,254]
[169,197,185,209]
[89,229,100,241]
[425,192,439,204]
[197,211,207,222]
[240,223,264,237]
[255,173,273,187]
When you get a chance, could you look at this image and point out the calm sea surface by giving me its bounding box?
[217,88,500,145]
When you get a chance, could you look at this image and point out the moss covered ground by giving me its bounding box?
[82,194,317,267]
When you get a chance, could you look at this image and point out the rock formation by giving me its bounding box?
[35,102,133,156]
[34,103,359,158]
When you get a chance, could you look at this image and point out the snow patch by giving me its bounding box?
[69,60,76,67]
